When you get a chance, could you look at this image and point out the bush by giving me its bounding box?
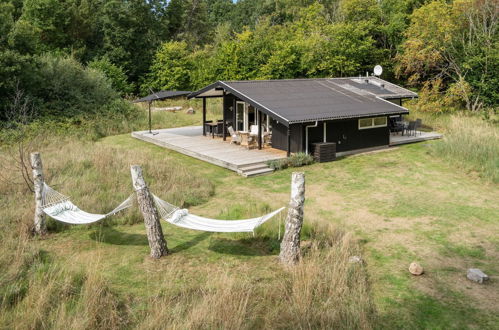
[267,152,314,171]
[88,57,134,96]
[33,54,122,119]
[289,152,314,167]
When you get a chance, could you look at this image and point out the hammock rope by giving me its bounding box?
[152,193,285,233]
[41,183,135,224]
[39,183,284,231]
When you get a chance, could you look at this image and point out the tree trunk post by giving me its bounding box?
[31,152,46,235]
[130,165,168,258]
[279,172,305,265]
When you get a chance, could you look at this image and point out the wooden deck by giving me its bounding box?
[132,126,286,175]
[389,131,443,146]
[132,126,442,175]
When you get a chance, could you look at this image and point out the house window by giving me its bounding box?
[358,116,387,130]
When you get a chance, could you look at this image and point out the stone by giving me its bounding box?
[185,107,195,114]
[467,269,489,284]
[151,106,182,112]
[409,262,424,275]
[349,256,363,264]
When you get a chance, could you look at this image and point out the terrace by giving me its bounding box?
[132,126,286,177]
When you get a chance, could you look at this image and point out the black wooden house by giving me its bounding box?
[189,77,417,156]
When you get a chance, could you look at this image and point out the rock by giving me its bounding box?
[151,106,182,112]
[349,256,363,264]
[185,107,195,114]
[409,262,424,275]
[467,269,489,284]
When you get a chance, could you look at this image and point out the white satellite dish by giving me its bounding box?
[373,65,383,76]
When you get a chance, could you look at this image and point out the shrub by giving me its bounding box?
[33,55,117,118]
[267,159,288,171]
[88,57,134,96]
[289,152,314,167]
[267,152,314,171]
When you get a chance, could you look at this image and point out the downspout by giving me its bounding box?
[305,121,318,154]
[323,122,327,142]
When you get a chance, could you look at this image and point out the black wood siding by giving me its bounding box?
[324,118,389,152]
[271,121,303,153]
[272,118,389,154]
[223,94,235,127]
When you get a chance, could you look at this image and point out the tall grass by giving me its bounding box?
[0,126,376,329]
[135,224,375,329]
[0,203,376,329]
[429,115,499,183]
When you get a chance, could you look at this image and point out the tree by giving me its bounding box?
[98,0,166,84]
[88,57,134,96]
[396,0,498,110]
[143,41,192,93]
[179,0,212,46]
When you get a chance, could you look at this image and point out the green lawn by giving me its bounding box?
[1,127,498,328]
[102,133,499,328]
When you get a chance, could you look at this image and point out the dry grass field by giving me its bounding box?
[0,106,498,329]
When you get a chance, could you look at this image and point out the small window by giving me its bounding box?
[358,116,387,129]
[359,118,372,129]
[373,117,387,126]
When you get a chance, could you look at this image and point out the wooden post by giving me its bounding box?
[31,152,47,235]
[130,165,168,258]
[202,97,206,136]
[222,91,227,141]
[257,110,262,149]
[148,101,152,134]
[279,172,305,265]
[233,97,237,130]
[286,126,291,157]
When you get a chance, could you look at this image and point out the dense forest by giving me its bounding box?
[0,0,497,122]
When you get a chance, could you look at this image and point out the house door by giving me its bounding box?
[236,101,245,131]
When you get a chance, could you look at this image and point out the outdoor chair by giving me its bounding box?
[415,118,422,136]
[215,122,224,137]
[263,131,272,146]
[389,119,404,135]
[250,125,259,136]
[204,120,214,136]
[228,126,240,144]
[406,121,416,136]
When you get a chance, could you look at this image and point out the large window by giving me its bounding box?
[358,116,387,130]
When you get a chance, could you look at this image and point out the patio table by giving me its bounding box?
[204,122,218,138]
[238,131,253,148]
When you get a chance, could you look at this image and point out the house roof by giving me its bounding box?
[189,78,416,125]
[133,90,191,103]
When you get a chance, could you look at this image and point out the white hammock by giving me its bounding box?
[152,194,285,233]
[42,183,134,224]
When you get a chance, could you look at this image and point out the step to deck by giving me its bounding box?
[241,167,274,177]
[238,162,274,177]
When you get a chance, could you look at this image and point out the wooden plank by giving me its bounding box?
[131,126,285,174]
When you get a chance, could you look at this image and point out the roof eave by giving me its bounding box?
[188,81,225,99]
[288,109,410,125]
[381,94,418,100]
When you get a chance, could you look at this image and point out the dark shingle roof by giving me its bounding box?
[133,90,191,103]
[189,78,416,125]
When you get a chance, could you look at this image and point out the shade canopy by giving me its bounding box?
[133,90,191,103]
